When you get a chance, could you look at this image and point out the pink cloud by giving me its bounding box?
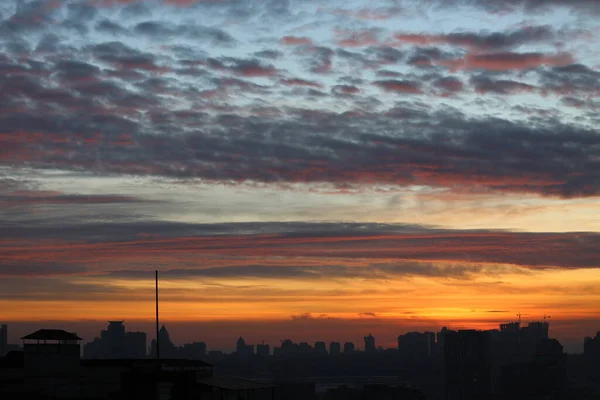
[281,36,313,46]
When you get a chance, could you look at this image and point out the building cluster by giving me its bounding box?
[1,321,600,399]
[83,321,146,359]
[0,328,276,400]
[584,331,600,359]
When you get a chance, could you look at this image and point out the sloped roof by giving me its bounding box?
[21,329,82,341]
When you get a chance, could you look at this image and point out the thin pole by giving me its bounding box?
[156,270,160,364]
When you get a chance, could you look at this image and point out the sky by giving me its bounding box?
[1,0,600,353]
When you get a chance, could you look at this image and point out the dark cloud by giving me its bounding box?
[433,76,464,93]
[470,75,535,94]
[95,19,129,35]
[395,25,555,51]
[0,191,152,207]
[332,84,360,95]
[373,80,423,94]
[1,221,599,269]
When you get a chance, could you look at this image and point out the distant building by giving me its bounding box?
[444,329,493,400]
[398,331,435,359]
[84,321,146,359]
[314,341,327,354]
[235,337,254,357]
[343,342,355,353]
[364,334,376,353]
[329,342,341,355]
[150,325,178,359]
[182,342,207,359]
[584,331,600,359]
[0,328,274,400]
[256,343,270,357]
[0,325,7,357]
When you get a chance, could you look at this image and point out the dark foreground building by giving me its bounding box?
[444,330,493,400]
[0,329,276,400]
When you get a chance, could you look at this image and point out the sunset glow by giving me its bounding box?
[1,0,599,352]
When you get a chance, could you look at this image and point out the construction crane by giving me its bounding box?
[516,313,530,324]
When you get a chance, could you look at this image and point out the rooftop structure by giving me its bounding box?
[21,329,82,342]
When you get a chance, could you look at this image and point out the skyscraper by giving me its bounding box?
[314,341,327,354]
[364,333,376,353]
[343,342,355,353]
[0,324,7,356]
[444,330,493,400]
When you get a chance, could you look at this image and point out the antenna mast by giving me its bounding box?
[155,270,160,365]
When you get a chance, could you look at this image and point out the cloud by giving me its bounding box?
[358,312,378,317]
[0,190,151,207]
[471,75,536,94]
[394,25,555,51]
[441,52,574,71]
[332,84,360,95]
[1,222,599,270]
[281,36,312,46]
[336,30,380,47]
[372,80,422,94]
[280,78,322,88]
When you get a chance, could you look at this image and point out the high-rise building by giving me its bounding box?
[364,333,376,353]
[150,325,178,358]
[124,331,146,358]
[314,341,327,354]
[256,343,270,357]
[84,321,146,359]
[398,331,436,359]
[584,331,600,359]
[236,337,246,353]
[182,342,207,359]
[0,324,7,356]
[343,342,355,353]
[329,341,341,355]
[444,330,493,400]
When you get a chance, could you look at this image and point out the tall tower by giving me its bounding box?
[0,324,7,356]
[364,333,376,353]
[444,330,493,400]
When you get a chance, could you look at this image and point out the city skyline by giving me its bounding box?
[2,318,594,354]
[1,0,600,355]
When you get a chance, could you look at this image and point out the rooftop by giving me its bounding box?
[197,375,275,391]
[81,358,211,368]
[21,329,82,341]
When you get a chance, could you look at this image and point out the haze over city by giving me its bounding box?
[1,0,600,354]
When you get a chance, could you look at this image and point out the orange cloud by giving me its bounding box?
[441,52,574,71]
[281,36,313,46]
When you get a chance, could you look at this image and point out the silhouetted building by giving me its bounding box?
[398,331,435,359]
[150,325,178,359]
[236,337,246,353]
[0,325,7,356]
[584,331,600,360]
[124,331,146,358]
[343,342,355,353]
[256,343,270,357]
[235,337,254,357]
[84,321,146,359]
[329,341,341,355]
[22,329,83,398]
[500,338,566,399]
[444,329,493,400]
[364,333,376,353]
[314,341,327,354]
[181,342,206,359]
